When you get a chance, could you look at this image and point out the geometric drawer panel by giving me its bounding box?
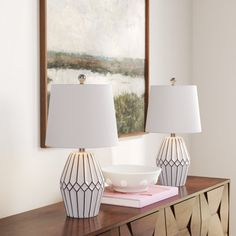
[99,212,159,236]
[200,185,229,236]
[156,197,201,236]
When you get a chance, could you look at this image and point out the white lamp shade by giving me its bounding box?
[46,84,118,148]
[146,85,201,134]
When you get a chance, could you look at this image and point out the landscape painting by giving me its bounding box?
[40,0,149,147]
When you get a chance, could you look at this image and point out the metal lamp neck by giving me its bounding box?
[78,74,86,84]
[170,77,176,86]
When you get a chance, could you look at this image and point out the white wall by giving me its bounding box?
[190,0,236,234]
[0,0,192,218]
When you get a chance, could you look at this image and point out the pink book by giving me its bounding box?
[101,185,178,208]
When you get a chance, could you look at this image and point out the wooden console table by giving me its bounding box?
[0,176,230,236]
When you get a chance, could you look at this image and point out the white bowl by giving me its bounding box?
[102,165,162,193]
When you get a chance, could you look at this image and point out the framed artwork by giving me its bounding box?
[40,0,149,147]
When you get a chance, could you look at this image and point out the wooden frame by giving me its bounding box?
[40,0,149,147]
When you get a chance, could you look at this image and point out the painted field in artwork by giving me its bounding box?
[47,0,146,135]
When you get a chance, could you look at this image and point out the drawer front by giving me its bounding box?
[129,211,159,236]
[200,184,229,236]
[156,197,201,236]
[98,211,159,236]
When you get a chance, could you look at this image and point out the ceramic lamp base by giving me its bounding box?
[157,136,190,186]
[60,151,104,218]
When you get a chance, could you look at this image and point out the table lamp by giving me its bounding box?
[46,75,118,218]
[146,78,201,186]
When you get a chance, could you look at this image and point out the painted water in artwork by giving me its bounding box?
[47,0,146,135]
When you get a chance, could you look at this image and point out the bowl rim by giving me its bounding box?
[102,164,161,175]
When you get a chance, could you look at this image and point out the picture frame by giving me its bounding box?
[40,0,149,147]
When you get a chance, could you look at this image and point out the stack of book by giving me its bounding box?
[101,185,178,208]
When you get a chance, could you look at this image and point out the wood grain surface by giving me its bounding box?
[0,176,230,236]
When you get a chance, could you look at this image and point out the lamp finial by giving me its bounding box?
[78,74,86,84]
[170,77,176,86]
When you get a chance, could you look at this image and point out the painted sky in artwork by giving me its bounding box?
[47,0,145,59]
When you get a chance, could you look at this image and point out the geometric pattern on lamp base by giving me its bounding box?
[60,151,104,218]
[157,136,190,186]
